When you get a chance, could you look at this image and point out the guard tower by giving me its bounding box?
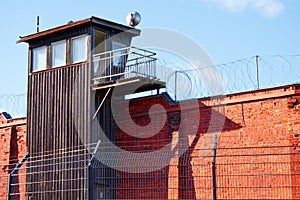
[18,16,165,199]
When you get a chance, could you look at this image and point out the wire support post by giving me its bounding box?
[7,152,30,200]
[211,134,218,200]
[256,55,260,89]
[86,140,101,200]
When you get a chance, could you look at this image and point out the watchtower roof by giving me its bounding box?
[17,16,141,44]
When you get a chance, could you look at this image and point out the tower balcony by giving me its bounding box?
[92,47,165,92]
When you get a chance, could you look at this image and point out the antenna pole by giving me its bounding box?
[36,16,40,32]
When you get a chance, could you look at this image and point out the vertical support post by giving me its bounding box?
[154,58,156,79]
[256,55,259,89]
[86,165,90,200]
[36,16,40,32]
[212,134,218,200]
[136,58,139,76]
[7,174,12,200]
[86,140,101,200]
[6,152,30,200]
[175,71,177,102]
[109,52,112,81]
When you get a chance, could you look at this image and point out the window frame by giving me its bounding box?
[30,34,90,73]
[112,41,127,67]
[51,40,67,68]
[70,35,88,64]
[32,45,47,72]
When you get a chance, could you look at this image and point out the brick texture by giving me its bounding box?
[0,85,299,199]
[0,114,26,200]
[114,85,300,199]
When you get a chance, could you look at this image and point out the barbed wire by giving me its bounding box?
[0,94,26,117]
[1,54,300,116]
[158,54,300,101]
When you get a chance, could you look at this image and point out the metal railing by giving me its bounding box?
[2,143,298,199]
[0,143,98,200]
[6,152,29,200]
[92,46,157,86]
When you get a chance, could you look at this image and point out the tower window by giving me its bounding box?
[51,40,66,67]
[112,42,126,67]
[71,36,87,63]
[32,46,47,72]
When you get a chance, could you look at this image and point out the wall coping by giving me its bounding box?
[0,118,26,129]
[209,83,300,106]
[115,83,300,118]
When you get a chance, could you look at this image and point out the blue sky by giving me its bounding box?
[0,0,299,94]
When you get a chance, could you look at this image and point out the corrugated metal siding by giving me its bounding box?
[26,63,91,200]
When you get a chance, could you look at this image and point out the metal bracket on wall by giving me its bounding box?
[93,87,112,120]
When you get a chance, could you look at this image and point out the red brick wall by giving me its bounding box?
[0,85,299,199]
[0,125,12,199]
[0,114,27,200]
[288,94,300,199]
[114,84,300,199]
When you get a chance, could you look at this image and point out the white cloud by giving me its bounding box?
[220,0,248,11]
[203,0,285,17]
[252,0,285,17]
